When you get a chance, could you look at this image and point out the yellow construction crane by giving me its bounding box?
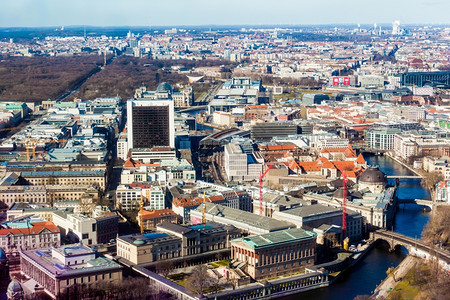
[17,139,68,162]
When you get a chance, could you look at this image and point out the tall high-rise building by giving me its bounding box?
[392,20,401,35]
[126,83,175,151]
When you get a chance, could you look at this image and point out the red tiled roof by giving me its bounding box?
[0,221,60,236]
[356,153,366,164]
[129,183,153,189]
[139,209,177,220]
[297,161,320,172]
[259,144,297,151]
[173,197,203,208]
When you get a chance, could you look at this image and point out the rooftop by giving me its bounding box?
[20,245,122,278]
[21,170,104,177]
[118,232,179,247]
[276,204,341,218]
[197,203,295,232]
[232,228,316,250]
[138,209,177,220]
[0,221,59,236]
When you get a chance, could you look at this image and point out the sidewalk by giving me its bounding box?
[371,255,417,299]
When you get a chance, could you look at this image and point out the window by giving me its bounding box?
[82,233,89,239]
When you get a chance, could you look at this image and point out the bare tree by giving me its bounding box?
[353,296,370,300]
[186,265,213,294]
[225,273,239,290]
[422,206,450,251]
[58,278,151,300]
[421,171,444,200]
[155,259,175,278]
[215,252,222,261]
[386,266,398,282]
[211,269,222,293]
[389,291,402,300]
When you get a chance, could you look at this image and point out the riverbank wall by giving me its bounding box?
[384,152,422,177]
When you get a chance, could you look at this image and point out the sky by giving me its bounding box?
[0,0,448,27]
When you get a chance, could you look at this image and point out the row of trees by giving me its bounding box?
[54,278,157,300]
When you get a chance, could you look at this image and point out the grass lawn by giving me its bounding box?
[167,272,189,281]
[208,259,229,268]
[176,279,187,287]
[282,271,302,277]
[386,263,421,300]
[386,280,420,300]
[195,91,207,101]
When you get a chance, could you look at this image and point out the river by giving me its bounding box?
[281,154,431,300]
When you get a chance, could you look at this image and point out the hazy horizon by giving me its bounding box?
[1,0,449,28]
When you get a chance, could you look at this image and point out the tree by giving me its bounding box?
[389,290,402,300]
[225,272,239,290]
[386,266,398,282]
[57,278,150,300]
[422,206,450,251]
[155,259,175,278]
[215,252,222,261]
[186,265,213,294]
[421,171,444,199]
[353,296,370,300]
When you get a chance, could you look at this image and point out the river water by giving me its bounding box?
[282,154,431,300]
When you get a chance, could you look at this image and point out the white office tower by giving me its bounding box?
[392,20,401,35]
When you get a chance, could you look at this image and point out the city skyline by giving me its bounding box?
[0,0,449,28]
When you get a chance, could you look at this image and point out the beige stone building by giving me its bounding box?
[20,170,106,190]
[20,244,122,298]
[117,232,182,265]
[0,185,100,207]
[230,228,317,280]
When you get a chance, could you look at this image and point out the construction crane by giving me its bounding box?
[17,139,68,161]
[202,191,206,229]
[139,192,144,234]
[342,171,348,239]
[259,164,274,216]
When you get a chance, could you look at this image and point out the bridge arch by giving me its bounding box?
[370,230,450,271]
[373,237,410,253]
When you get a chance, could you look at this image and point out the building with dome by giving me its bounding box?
[7,280,23,300]
[303,166,398,230]
[127,83,176,152]
[358,167,387,193]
